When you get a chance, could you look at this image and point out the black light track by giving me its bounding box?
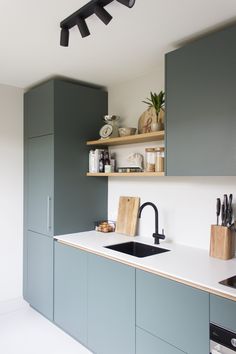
[60,0,136,46]
[60,0,113,30]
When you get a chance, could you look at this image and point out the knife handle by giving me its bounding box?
[221,203,225,226]
[216,198,221,225]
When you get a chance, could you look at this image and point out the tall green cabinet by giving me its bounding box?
[24,79,108,319]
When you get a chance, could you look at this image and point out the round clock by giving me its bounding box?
[99,124,113,139]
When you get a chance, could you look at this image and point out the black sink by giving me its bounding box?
[105,241,170,258]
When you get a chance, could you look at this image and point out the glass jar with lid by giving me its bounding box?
[155,147,165,172]
[145,148,156,172]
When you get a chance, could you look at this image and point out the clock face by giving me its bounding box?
[99,124,113,138]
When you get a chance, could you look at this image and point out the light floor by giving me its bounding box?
[0,305,91,354]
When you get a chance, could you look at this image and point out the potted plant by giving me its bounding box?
[140,91,165,132]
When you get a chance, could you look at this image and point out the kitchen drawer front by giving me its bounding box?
[88,253,135,354]
[24,80,54,138]
[210,294,236,332]
[136,270,209,354]
[136,327,185,354]
[54,241,87,345]
[27,231,53,320]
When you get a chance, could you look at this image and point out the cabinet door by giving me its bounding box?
[210,294,236,332]
[166,24,236,175]
[27,135,54,236]
[88,254,135,354]
[54,241,87,345]
[24,80,54,138]
[136,270,209,354]
[27,231,53,320]
[136,327,185,354]
[53,80,108,235]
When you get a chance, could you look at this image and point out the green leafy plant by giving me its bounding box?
[143,91,165,120]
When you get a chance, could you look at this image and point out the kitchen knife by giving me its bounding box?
[223,194,228,226]
[221,203,225,226]
[216,198,221,226]
[227,194,233,227]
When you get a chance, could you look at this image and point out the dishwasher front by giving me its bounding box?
[210,323,236,353]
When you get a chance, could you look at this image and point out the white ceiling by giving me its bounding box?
[1,0,236,89]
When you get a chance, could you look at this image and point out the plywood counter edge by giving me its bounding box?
[56,239,236,302]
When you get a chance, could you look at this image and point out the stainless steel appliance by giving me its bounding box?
[210,323,236,353]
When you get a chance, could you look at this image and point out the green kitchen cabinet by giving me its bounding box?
[54,241,87,345]
[24,78,108,311]
[136,269,209,354]
[27,231,53,320]
[165,24,236,175]
[24,80,54,138]
[27,135,54,236]
[24,79,108,237]
[136,327,185,354]
[87,253,135,354]
[210,294,236,332]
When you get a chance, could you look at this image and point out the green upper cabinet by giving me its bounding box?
[88,253,135,354]
[136,270,209,354]
[24,81,54,138]
[166,24,236,175]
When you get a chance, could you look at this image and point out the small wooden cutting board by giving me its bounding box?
[115,196,140,236]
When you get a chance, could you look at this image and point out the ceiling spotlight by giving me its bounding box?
[60,0,136,47]
[117,0,136,8]
[76,17,90,38]
[94,4,113,25]
[60,27,69,47]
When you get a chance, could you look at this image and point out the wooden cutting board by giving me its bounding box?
[115,196,140,236]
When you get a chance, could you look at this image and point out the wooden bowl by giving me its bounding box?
[118,127,137,137]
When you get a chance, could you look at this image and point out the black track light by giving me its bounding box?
[94,4,113,25]
[60,0,136,47]
[60,27,69,47]
[117,0,136,8]
[76,17,90,38]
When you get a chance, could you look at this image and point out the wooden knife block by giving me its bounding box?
[210,225,235,260]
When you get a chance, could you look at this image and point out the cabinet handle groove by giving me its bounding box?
[47,196,52,232]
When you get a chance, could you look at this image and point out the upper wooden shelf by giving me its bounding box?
[86,131,165,147]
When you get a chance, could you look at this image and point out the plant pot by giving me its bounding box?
[138,107,164,134]
[151,122,164,132]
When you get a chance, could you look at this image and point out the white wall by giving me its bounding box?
[0,84,23,302]
[108,67,236,250]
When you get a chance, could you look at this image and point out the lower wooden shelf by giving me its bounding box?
[86,172,165,177]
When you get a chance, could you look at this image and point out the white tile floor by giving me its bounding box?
[0,305,91,354]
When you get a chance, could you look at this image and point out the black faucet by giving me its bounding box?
[138,202,165,244]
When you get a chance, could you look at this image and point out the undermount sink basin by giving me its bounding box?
[104,241,170,258]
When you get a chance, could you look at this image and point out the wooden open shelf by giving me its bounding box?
[86,131,165,147]
[86,172,165,177]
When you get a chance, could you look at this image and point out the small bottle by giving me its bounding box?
[89,150,95,173]
[110,153,116,173]
[99,150,105,173]
[155,147,165,172]
[104,150,110,166]
[104,150,111,173]
[145,148,156,172]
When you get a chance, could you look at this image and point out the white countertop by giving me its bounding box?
[55,231,236,301]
